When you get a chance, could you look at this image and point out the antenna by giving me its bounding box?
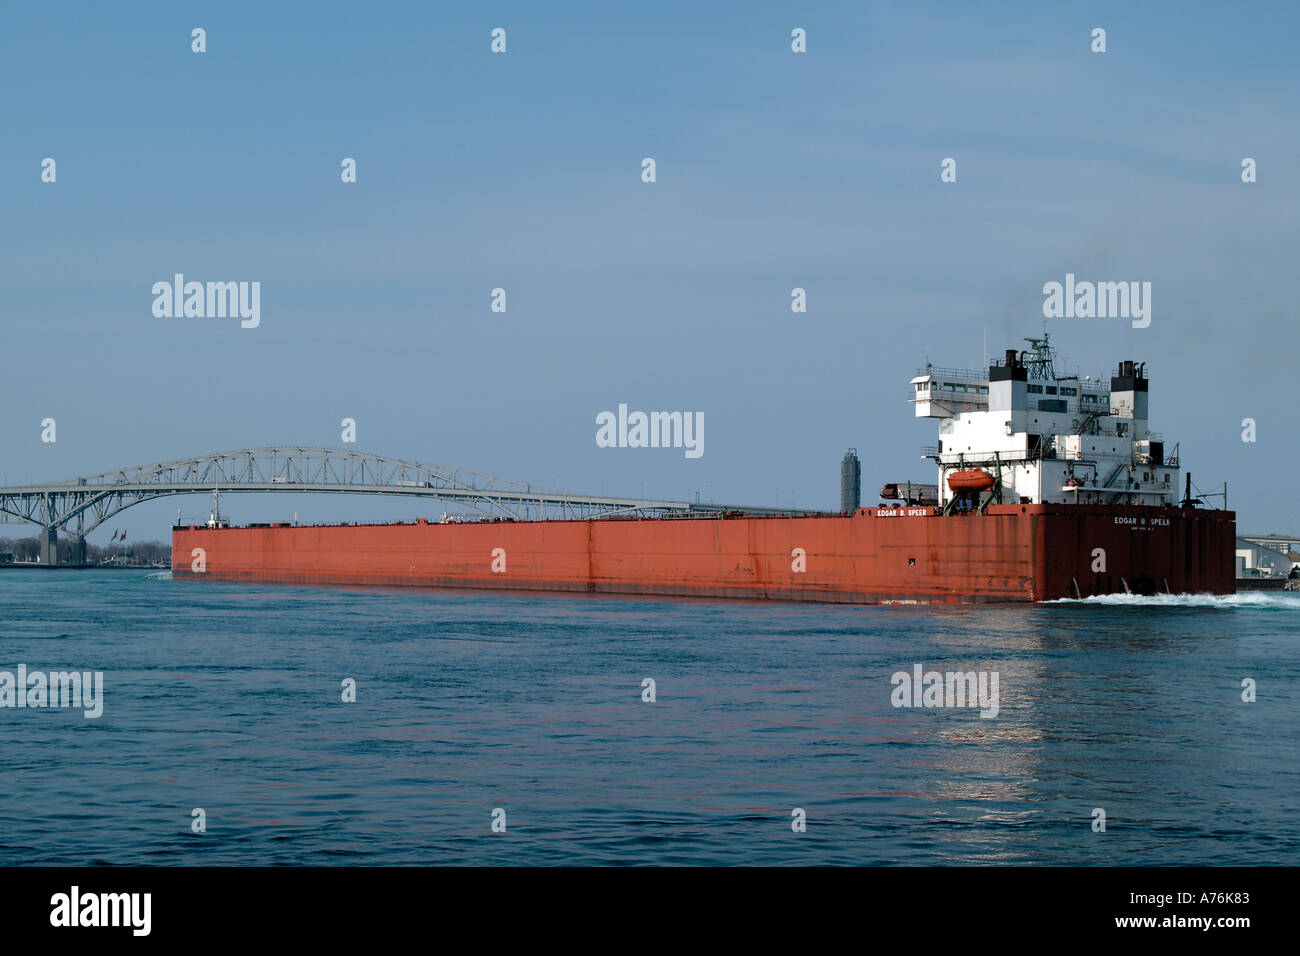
[1021,329,1061,381]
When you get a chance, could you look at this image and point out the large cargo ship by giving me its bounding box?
[173,335,1235,603]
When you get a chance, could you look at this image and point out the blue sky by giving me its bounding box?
[1,1,1297,541]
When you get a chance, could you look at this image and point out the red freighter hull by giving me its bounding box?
[171,504,1235,604]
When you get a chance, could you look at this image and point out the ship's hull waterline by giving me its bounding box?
[172,504,1235,604]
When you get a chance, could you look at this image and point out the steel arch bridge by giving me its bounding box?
[0,447,813,564]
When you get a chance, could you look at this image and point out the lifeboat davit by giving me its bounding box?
[947,468,995,492]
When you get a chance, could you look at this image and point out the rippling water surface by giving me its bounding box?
[1,571,1296,865]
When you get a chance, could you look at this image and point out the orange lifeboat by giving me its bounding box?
[947,469,995,492]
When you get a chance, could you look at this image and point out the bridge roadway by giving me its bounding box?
[0,447,818,565]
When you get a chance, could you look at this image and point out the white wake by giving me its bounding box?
[1051,590,1300,609]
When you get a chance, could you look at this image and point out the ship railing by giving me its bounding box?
[913,365,988,383]
[177,513,222,527]
[924,447,1046,464]
[908,387,990,402]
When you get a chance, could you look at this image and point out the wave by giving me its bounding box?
[1051,590,1300,609]
[143,571,173,581]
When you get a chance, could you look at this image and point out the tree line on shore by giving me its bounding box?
[0,536,172,565]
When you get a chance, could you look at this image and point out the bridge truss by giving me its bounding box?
[0,447,814,562]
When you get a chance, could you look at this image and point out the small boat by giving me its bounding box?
[947,468,995,492]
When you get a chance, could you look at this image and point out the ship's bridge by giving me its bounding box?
[910,365,990,417]
[912,335,1181,511]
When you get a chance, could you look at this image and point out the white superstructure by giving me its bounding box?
[910,334,1180,509]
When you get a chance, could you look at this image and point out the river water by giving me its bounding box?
[1,571,1295,865]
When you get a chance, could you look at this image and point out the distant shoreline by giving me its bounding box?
[0,563,169,571]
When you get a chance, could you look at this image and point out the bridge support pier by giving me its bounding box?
[37,527,58,566]
[36,529,85,566]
